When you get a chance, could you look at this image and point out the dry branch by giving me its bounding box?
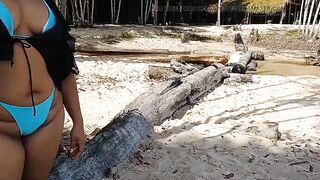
[49,65,229,179]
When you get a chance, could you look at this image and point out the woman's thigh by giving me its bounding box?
[0,133,25,180]
[22,107,64,180]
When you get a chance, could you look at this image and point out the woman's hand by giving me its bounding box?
[69,124,86,160]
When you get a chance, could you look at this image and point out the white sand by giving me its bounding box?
[109,74,320,180]
[63,57,153,134]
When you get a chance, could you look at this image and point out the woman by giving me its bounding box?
[0,0,85,179]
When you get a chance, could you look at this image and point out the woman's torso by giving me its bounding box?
[0,0,62,137]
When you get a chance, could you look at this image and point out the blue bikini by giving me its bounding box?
[0,0,56,136]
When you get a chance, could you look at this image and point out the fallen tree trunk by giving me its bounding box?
[76,45,171,55]
[49,65,229,179]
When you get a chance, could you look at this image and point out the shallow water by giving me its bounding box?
[254,60,320,76]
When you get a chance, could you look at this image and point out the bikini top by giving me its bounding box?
[0,0,56,35]
[0,0,79,115]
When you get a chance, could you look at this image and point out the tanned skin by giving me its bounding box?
[0,0,85,179]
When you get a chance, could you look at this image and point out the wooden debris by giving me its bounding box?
[251,51,265,61]
[249,29,260,44]
[247,60,258,71]
[231,51,253,74]
[49,65,229,179]
[234,33,247,52]
[148,65,177,80]
[170,59,202,75]
[289,161,309,166]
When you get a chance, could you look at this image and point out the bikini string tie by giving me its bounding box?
[11,39,36,116]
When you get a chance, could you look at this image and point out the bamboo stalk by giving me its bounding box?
[144,0,150,24]
[70,0,76,25]
[74,0,80,26]
[217,0,221,26]
[305,0,315,35]
[163,0,169,25]
[310,0,320,35]
[83,0,87,23]
[141,0,144,24]
[91,0,95,25]
[298,0,305,31]
[115,0,122,24]
[153,0,158,25]
[145,0,153,24]
[86,0,90,24]
[78,0,83,23]
[279,3,287,24]
[302,0,310,35]
[313,16,320,38]
[111,0,114,23]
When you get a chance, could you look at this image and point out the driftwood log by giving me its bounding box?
[49,65,230,179]
[76,44,190,56]
[231,51,253,74]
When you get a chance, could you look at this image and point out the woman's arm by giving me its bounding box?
[61,73,86,160]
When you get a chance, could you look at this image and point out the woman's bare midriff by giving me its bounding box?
[0,43,62,138]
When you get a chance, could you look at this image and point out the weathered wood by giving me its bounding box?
[76,44,170,55]
[234,33,247,52]
[49,65,229,179]
[231,51,253,74]
[249,29,259,44]
[148,65,177,80]
[170,59,201,75]
[251,51,265,61]
[177,54,228,65]
[247,60,257,71]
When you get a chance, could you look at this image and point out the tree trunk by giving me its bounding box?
[310,0,320,35]
[78,0,83,23]
[140,0,144,24]
[49,66,230,179]
[60,0,67,18]
[299,0,305,31]
[144,0,152,24]
[146,0,153,24]
[163,0,169,25]
[279,4,287,24]
[115,0,122,24]
[288,3,292,23]
[153,0,158,25]
[70,0,76,25]
[179,0,183,23]
[217,0,221,26]
[83,0,87,22]
[305,0,316,35]
[111,0,114,23]
[302,0,310,35]
[90,0,95,25]
[86,0,90,24]
[73,0,80,26]
[313,17,320,38]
